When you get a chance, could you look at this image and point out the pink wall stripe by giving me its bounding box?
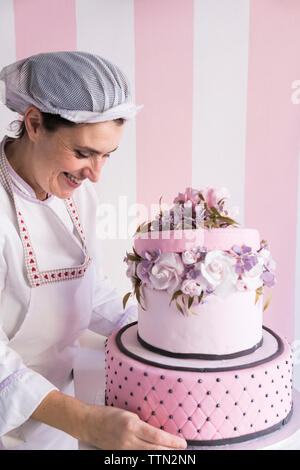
[134,0,194,210]
[245,0,300,341]
[13,0,77,60]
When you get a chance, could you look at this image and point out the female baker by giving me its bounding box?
[0,51,187,451]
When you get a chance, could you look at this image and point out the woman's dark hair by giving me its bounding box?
[12,112,125,139]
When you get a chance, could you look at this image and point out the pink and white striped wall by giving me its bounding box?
[0,0,299,389]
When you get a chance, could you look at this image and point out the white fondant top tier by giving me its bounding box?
[134,227,261,255]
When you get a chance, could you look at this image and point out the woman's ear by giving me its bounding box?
[24,106,44,142]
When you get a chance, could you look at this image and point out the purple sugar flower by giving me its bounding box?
[261,271,275,287]
[141,259,153,271]
[188,268,201,280]
[242,245,252,254]
[243,255,258,271]
[151,248,161,262]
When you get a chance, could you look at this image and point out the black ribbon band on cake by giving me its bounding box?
[117,323,284,373]
[137,331,264,361]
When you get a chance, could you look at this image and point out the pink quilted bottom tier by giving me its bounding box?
[105,323,293,445]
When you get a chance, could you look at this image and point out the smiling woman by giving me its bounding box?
[0,51,186,451]
[5,107,125,200]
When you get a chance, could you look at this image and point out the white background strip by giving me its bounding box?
[76,0,137,294]
[0,0,17,141]
[192,0,250,225]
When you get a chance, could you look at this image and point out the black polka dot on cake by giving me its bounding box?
[130,367,133,371]
[179,403,182,407]
[216,378,221,382]
[124,376,127,380]
[243,412,246,416]
[119,362,122,366]
[235,375,239,379]
[197,404,201,408]
[234,402,238,406]
[178,378,183,382]
[188,417,192,421]
[152,386,155,391]
[114,371,117,375]
[118,385,122,389]
[130,392,134,396]
[206,417,210,421]
[168,389,173,393]
[225,416,229,420]
[110,380,113,384]
[251,374,255,378]
[265,394,268,398]
[226,390,229,394]
[137,382,141,386]
[137,407,141,411]
[144,396,147,401]
[216,404,220,408]
[243,387,247,391]
[198,379,202,383]
[160,400,164,404]
[234,427,237,431]
[125,401,128,405]
[207,391,211,395]
[265,371,268,375]
[169,415,173,419]
[188,391,192,395]
[144,372,148,376]
[114,396,117,400]
[178,429,182,433]
[160,426,164,430]
[258,384,262,388]
[151,411,156,415]
[160,375,165,380]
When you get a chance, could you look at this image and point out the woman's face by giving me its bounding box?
[11,118,124,200]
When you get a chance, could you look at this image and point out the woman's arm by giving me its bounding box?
[31,390,187,450]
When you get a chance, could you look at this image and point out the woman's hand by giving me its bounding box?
[31,390,187,450]
[82,405,187,450]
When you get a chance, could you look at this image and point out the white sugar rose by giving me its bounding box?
[182,249,198,265]
[259,249,276,272]
[200,250,237,298]
[181,279,202,297]
[240,257,264,291]
[149,252,184,294]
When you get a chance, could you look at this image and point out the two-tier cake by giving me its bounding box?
[105,187,293,446]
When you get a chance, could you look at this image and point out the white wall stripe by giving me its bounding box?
[192,0,250,225]
[76,0,137,295]
[0,0,17,141]
[294,152,300,392]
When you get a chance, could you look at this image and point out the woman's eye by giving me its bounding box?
[75,150,89,159]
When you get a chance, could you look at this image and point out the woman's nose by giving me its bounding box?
[83,158,104,182]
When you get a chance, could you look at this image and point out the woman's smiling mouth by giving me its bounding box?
[63,172,83,187]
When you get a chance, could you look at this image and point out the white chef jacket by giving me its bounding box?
[0,135,137,447]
